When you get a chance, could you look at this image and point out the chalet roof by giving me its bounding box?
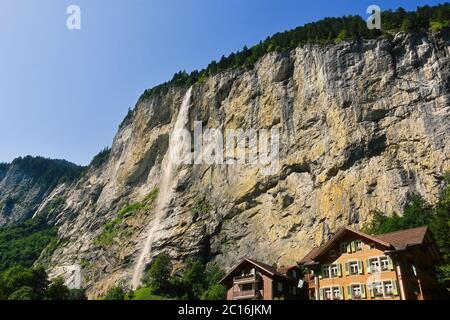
[276,265,299,275]
[247,259,285,276]
[374,226,428,250]
[219,258,294,284]
[299,226,431,265]
[298,245,325,265]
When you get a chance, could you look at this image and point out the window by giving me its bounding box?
[242,283,254,291]
[352,285,362,299]
[291,270,298,278]
[349,261,359,275]
[368,256,393,273]
[340,242,347,254]
[380,257,390,271]
[369,243,375,249]
[330,264,339,277]
[322,265,330,278]
[324,288,333,300]
[370,281,397,298]
[384,281,394,296]
[355,240,363,251]
[329,249,336,257]
[323,286,343,300]
[277,282,283,292]
[333,287,341,300]
[373,282,384,297]
[323,264,341,278]
[370,258,381,272]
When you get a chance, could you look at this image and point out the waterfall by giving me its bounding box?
[131,87,193,289]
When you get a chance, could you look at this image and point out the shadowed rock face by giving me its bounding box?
[27,32,449,298]
[0,157,82,227]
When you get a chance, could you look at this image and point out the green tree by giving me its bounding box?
[205,264,225,287]
[201,264,227,300]
[201,284,226,300]
[179,259,205,300]
[401,17,413,32]
[143,253,172,293]
[363,174,450,286]
[0,265,49,300]
[363,210,401,235]
[46,277,70,300]
[104,286,127,300]
[8,286,36,300]
[0,215,58,272]
[430,175,450,282]
[137,4,450,104]
[336,29,348,42]
[68,288,88,300]
[363,195,433,235]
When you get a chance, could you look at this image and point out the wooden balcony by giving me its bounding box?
[233,274,258,284]
[233,289,258,300]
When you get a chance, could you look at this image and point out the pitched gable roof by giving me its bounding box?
[298,245,325,265]
[219,258,294,284]
[374,226,428,249]
[299,227,393,264]
[246,259,286,277]
[277,265,300,275]
[299,226,431,265]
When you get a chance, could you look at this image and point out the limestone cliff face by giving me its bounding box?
[40,31,449,298]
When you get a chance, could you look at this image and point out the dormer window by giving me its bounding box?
[355,240,363,251]
[330,249,336,258]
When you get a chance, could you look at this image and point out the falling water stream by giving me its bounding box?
[131,87,193,289]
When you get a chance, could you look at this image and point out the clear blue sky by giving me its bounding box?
[0,0,444,165]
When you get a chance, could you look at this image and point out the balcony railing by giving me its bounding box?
[233,274,258,283]
[233,290,258,299]
[324,297,341,301]
[373,292,394,299]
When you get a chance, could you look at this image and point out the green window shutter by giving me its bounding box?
[352,241,357,253]
[340,286,344,300]
[320,265,324,277]
[319,288,324,300]
[388,256,395,270]
[347,243,352,253]
[392,280,399,296]
[338,263,342,277]
[341,242,346,253]
[360,284,366,299]
[357,261,362,274]
[347,285,352,300]
[366,259,371,274]
[345,262,349,276]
